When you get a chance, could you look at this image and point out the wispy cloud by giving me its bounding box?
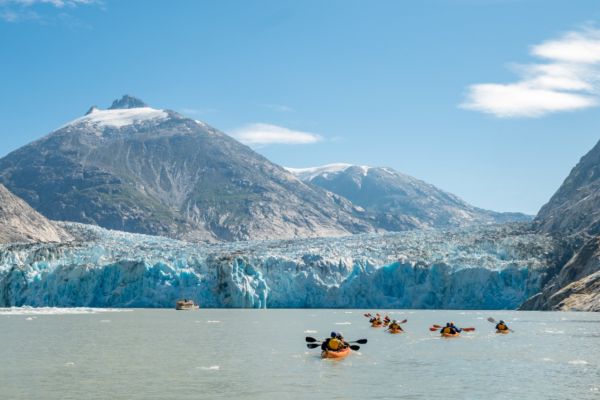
[180,107,219,116]
[259,103,294,112]
[462,27,600,118]
[0,0,98,23]
[230,123,322,146]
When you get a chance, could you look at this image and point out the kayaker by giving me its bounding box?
[389,320,403,331]
[336,332,349,349]
[495,320,509,332]
[321,332,343,351]
[441,322,461,335]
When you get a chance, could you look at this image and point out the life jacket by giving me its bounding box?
[390,323,401,330]
[497,323,507,331]
[328,338,342,351]
[441,326,452,334]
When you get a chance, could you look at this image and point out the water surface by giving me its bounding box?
[1,309,598,399]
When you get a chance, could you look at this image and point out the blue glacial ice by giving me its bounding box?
[0,223,556,309]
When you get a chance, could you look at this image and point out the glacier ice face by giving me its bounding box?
[0,223,556,309]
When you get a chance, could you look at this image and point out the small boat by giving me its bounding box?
[371,322,383,328]
[175,299,199,310]
[388,328,403,334]
[496,329,510,334]
[441,332,460,338]
[321,347,351,359]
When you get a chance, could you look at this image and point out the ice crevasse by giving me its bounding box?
[0,223,556,309]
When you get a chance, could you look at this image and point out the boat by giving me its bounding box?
[321,347,351,359]
[371,322,383,328]
[388,328,403,334]
[496,329,510,334]
[175,299,199,310]
[441,332,460,338]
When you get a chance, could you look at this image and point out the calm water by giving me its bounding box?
[1,309,599,399]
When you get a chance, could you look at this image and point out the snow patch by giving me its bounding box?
[62,107,168,129]
[286,163,371,181]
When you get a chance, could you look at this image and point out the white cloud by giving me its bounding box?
[0,0,97,22]
[259,103,294,112]
[230,123,322,146]
[462,27,600,118]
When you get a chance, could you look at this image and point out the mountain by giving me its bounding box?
[287,164,530,231]
[521,139,600,311]
[0,183,72,244]
[535,139,600,237]
[0,96,372,242]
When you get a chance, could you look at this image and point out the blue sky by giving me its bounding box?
[1,0,600,214]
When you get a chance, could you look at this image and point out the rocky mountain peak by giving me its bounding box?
[108,95,148,110]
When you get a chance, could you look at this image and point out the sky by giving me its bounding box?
[1,0,600,215]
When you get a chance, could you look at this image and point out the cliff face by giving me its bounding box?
[0,184,72,244]
[522,139,600,311]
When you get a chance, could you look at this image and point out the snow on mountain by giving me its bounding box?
[0,222,556,309]
[286,164,370,181]
[63,107,169,129]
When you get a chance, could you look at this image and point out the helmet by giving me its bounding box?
[499,320,505,324]
[392,320,397,323]
[446,323,451,327]
[336,332,344,338]
[330,331,337,338]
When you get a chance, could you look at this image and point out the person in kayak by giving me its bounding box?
[495,320,509,332]
[370,316,383,326]
[441,322,461,335]
[388,320,403,331]
[336,332,350,349]
[321,332,344,351]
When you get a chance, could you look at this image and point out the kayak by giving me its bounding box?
[388,328,403,334]
[321,347,351,359]
[496,329,510,334]
[441,332,460,338]
[371,323,383,328]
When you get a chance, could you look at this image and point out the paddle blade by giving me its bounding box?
[487,317,496,323]
[432,324,442,329]
[462,327,476,332]
[429,327,439,331]
[349,345,360,351]
[305,336,318,343]
[400,319,407,324]
[354,339,368,344]
[306,343,321,349]
[364,313,372,318]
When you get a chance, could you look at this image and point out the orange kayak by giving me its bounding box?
[321,347,351,359]
[388,329,403,334]
[496,329,510,334]
[441,332,460,338]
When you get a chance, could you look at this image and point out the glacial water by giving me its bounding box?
[0,309,598,400]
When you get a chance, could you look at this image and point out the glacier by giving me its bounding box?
[0,223,556,309]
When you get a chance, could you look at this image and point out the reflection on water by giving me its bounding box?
[0,309,599,400]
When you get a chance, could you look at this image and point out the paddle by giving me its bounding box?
[385,319,407,331]
[487,317,514,332]
[430,325,475,332]
[305,337,368,344]
[306,343,362,351]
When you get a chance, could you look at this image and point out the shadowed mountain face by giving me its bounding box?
[0,96,372,242]
[520,139,600,312]
[535,139,600,237]
[0,184,72,244]
[287,164,530,231]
